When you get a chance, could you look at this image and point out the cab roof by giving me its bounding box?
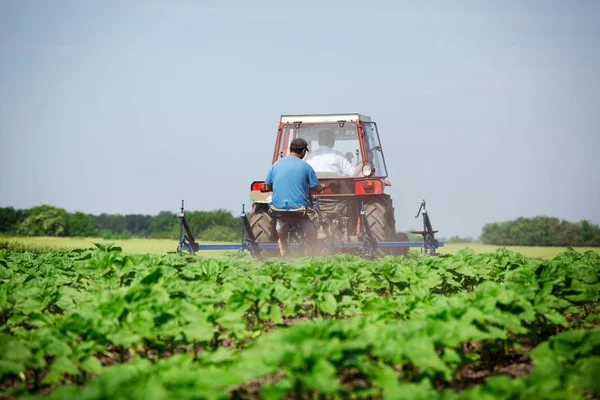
[280,113,371,124]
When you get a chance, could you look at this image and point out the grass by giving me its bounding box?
[440,242,600,259]
[1,236,599,260]
[0,236,228,258]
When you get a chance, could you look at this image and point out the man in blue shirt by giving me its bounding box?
[265,138,325,256]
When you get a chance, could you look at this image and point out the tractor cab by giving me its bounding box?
[274,114,388,179]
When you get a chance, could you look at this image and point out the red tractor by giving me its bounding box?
[177,113,442,257]
[249,113,408,257]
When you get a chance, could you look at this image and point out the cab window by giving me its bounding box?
[362,122,388,177]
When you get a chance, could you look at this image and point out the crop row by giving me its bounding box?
[0,245,599,398]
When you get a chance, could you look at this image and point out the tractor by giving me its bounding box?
[250,113,413,257]
[177,113,442,258]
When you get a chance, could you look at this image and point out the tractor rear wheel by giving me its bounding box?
[249,204,279,258]
[364,197,395,257]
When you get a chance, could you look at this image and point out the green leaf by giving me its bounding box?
[42,356,79,384]
[141,268,163,285]
[261,377,294,400]
[0,336,32,362]
[80,356,103,375]
[0,359,25,375]
[56,293,77,312]
[403,338,452,380]
[569,356,600,392]
[317,293,337,315]
[154,312,176,326]
[93,242,123,252]
[197,348,236,365]
[542,310,569,327]
[45,339,71,357]
[216,311,249,338]
[107,331,141,347]
[182,322,215,342]
[13,298,42,315]
[301,358,340,393]
[195,366,243,388]
[442,348,462,365]
[267,304,282,324]
[29,312,56,328]
[373,362,402,399]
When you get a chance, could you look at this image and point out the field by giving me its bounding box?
[1,236,599,260]
[1,244,599,399]
[0,237,222,258]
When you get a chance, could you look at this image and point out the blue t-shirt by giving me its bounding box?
[265,156,320,209]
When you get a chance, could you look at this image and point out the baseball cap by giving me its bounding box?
[290,138,309,152]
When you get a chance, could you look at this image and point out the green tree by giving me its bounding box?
[480,216,600,246]
[186,209,239,235]
[16,206,69,236]
[198,226,239,242]
[68,212,97,237]
[447,235,473,244]
[93,213,127,234]
[150,211,178,239]
[578,220,600,246]
[124,214,152,236]
[0,207,27,233]
[552,220,578,246]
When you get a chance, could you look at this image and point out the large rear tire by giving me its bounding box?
[249,204,279,258]
[364,197,395,257]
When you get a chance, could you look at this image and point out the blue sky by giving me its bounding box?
[1,0,599,238]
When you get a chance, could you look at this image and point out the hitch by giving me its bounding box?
[411,199,441,255]
[177,200,261,256]
[177,200,199,254]
[177,200,443,257]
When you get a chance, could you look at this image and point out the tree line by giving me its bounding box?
[0,205,240,241]
[1,206,598,247]
[480,216,600,247]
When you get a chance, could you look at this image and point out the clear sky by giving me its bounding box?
[1,0,599,238]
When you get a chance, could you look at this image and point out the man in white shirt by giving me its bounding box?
[304,130,361,176]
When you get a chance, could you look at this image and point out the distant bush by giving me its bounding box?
[149,211,179,239]
[99,229,133,240]
[185,209,239,234]
[68,211,97,237]
[0,205,239,242]
[198,226,239,242]
[480,216,600,247]
[447,235,474,244]
[16,206,69,236]
[402,231,423,242]
[0,207,27,234]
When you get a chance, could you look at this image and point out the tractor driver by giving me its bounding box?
[264,138,325,257]
[304,129,362,176]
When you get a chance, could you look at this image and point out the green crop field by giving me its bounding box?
[1,236,599,260]
[1,244,599,399]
